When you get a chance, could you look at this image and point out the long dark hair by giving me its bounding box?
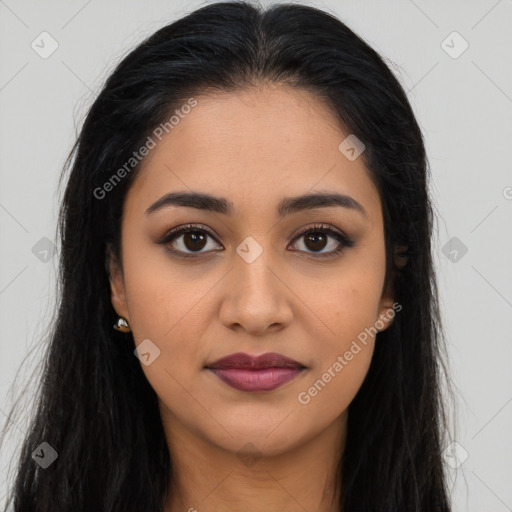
[1,1,453,510]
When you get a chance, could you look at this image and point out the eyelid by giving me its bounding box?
[290,222,349,243]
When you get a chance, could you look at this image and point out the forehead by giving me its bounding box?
[125,85,381,222]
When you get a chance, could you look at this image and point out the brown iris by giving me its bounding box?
[183,231,208,251]
[303,232,327,252]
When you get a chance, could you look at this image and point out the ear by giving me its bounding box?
[394,244,408,270]
[376,244,408,332]
[106,245,129,321]
[376,284,395,333]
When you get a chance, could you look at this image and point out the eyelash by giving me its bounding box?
[157,222,355,260]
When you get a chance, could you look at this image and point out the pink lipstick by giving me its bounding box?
[205,352,306,392]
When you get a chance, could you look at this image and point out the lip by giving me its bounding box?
[206,351,305,370]
[205,352,307,392]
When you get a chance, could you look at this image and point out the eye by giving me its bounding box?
[157,223,222,259]
[157,222,355,259]
[288,223,355,258]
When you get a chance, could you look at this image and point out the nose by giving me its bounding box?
[218,250,294,336]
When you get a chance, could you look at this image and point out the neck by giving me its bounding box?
[161,411,346,512]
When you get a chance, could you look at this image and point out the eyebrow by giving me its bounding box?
[145,190,369,219]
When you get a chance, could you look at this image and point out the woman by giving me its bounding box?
[1,1,453,510]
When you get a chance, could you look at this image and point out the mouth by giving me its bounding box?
[204,352,307,392]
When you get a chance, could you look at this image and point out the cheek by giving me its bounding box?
[297,300,377,419]
[121,256,212,417]
[296,268,382,410]
[310,264,383,347]
[120,240,214,379]
[122,231,198,329]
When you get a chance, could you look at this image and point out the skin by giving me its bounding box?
[108,84,397,512]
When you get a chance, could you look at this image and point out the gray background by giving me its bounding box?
[1,0,511,510]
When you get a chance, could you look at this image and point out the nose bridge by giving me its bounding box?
[219,235,293,333]
[234,236,280,304]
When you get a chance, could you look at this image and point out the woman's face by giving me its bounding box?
[109,84,395,459]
